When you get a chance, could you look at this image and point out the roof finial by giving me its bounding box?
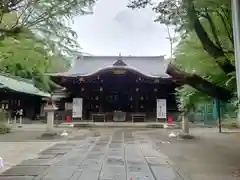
[119,52,121,57]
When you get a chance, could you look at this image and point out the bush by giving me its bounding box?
[0,109,11,134]
[0,123,11,134]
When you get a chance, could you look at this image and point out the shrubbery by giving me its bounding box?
[0,109,11,134]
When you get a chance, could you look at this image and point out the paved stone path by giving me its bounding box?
[0,129,183,180]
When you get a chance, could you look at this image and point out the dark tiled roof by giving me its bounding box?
[50,55,170,78]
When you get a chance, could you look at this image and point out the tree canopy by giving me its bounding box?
[128,0,236,110]
[0,0,95,92]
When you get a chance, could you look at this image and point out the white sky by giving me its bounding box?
[71,0,171,56]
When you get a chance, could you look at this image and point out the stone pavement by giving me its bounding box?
[0,128,184,180]
[1,128,240,180]
[0,125,91,173]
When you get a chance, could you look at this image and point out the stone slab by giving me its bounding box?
[35,166,77,180]
[78,170,100,180]
[127,172,154,180]
[127,165,149,173]
[19,159,54,166]
[106,157,124,166]
[78,160,103,170]
[0,176,34,180]
[100,166,125,179]
[69,172,82,180]
[151,166,180,180]
[127,161,146,166]
[87,153,105,159]
[55,156,85,166]
[145,156,168,166]
[0,166,48,176]
[37,154,57,159]
[40,149,68,155]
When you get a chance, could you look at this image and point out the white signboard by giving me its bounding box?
[157,99,167,119]
[72,98,83,118]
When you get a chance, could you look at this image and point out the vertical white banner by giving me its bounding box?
[157,99,167,119]
[72,98,83,118]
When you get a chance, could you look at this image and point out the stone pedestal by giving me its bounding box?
[44,102,58,134]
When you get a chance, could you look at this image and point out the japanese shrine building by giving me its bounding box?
[50,55,179,122]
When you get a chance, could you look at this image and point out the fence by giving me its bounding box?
[192,99,237,125]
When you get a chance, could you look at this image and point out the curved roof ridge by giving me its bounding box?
[76,55,165,60]
[48,55,169,78]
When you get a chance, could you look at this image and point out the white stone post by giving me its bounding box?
[47,111,54,132]
[18,109,23,127]
[182,115,189,134]
[181,97,189,134]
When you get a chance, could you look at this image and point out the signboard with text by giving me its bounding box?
[72,98,83,118]
[156,99,167,119]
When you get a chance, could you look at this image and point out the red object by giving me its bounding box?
[66,116,71,123]
[167,116,173,124]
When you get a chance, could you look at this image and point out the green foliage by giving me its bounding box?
[0,109,10,134]
[129,0,236,112]
[173,15,236,111]
[0,32,67,92]
[0,0,96,92]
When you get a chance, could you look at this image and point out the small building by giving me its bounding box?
[50,55,180,122]
[0,73,50,121]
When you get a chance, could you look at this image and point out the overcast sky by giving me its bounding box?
[71,0,170,56]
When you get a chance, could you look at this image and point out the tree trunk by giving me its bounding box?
[185,0,235,74]
[167,64,232,101]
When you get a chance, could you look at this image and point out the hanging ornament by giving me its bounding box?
[130,97,133,101]
[81,88,84,91]
[139,77,141,81]
[95,96,99,100]
[154,88,158,92]
[140,105,144,109]
[100,87,103,91]
[154,79,160,83]
[97,76,100,80]
[140,96,144,100]
[79,77,85,82]
[96,105,99,108]
[136,88,139,92]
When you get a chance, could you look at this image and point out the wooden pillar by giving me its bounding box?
[135,88,139,112]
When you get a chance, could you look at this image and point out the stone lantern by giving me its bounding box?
[44,100,58,133]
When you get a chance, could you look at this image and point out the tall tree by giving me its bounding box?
[0,31,68,92]
[128,0,234,74]
[0,0,95,57]
[128,0,234,100]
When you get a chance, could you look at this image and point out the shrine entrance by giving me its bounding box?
[50,55,179,122]
[69,69,178,122]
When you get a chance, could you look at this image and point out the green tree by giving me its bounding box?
[128,0,234,101]
[128,0,234,73]
[0,0,95,58]
[0,0,96,92]
[0,32,68,92]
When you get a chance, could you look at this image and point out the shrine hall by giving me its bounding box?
[49,55,179,122]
